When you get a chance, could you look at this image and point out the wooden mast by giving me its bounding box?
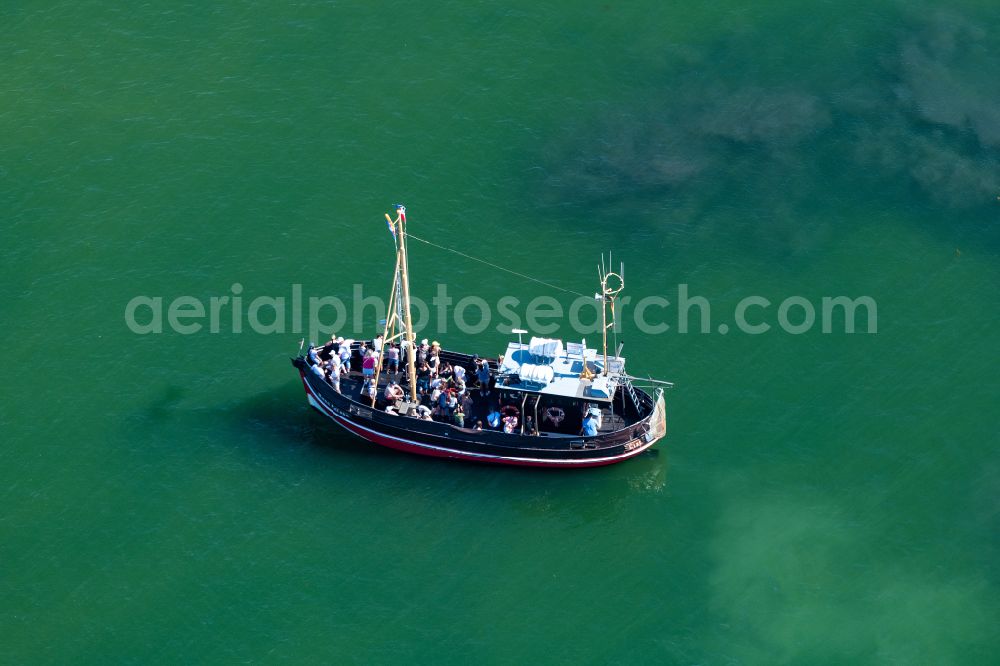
[395,206,419,401]
[373,206,418,407]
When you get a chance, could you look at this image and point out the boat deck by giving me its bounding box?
[320,368,630,437]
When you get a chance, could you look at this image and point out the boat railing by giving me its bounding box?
[622,374,642,413]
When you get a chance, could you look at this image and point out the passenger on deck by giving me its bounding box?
[475,356,490,388]
[310,360,325,381]
[416,361,431,394]
[487,408,501,430]
[318,334,339,361]
[361,350,376,393]
[339,343,352,373]
[386,343,400,375]
[326,354,342,393]
[417,339,430,365]
[581,409,600,437]
[438,360,453,380]
[443,389,458,418]
[418,391,432,409]
[384,382,404,402]
[453,363,466,382]
[473,419,483,431]
[453,402,465,428]
[524,415,538,436]
[502,413,519,434]
[428,346,440,377]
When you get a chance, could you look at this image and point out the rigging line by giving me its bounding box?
[406,232,589,298]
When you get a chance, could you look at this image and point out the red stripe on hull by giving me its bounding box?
[299,374,657,468]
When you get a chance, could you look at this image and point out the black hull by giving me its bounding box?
[293,354,666,468]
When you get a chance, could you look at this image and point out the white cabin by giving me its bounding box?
[495,337,626,403]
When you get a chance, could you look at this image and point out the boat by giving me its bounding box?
[291,205,671,467]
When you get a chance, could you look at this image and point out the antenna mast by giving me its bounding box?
[596,255,624,377]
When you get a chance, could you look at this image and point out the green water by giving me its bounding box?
[3,1,998,663]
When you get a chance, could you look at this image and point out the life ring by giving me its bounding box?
[543,406,565,426]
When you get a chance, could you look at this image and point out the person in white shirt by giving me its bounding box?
[326,355,341,393]
[339,342,352,373]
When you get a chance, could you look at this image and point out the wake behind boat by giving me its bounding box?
[292,205,671,467]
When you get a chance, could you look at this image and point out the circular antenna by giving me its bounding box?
[602,272,624,298]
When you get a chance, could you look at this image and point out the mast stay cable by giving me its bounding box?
[406,232,589,298]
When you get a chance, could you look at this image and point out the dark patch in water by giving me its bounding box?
[220,382,382,459]
[539,10,999,251]
[879,11,1000,208]
[145,385,186,421]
